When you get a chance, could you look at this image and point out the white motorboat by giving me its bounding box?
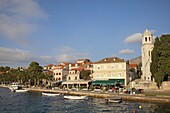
[9,85,20,91]
[15,89,28,92]
[64,95,87,100]
[42,92,60,96]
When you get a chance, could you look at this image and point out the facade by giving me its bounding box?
[92,57,129,86]
[53,62,69,82]
[141,28,154,82]
[66,69,81,81]
[62,59,92,88]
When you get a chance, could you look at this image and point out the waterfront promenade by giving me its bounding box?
[30,88,170,104]
[1,85,170,104]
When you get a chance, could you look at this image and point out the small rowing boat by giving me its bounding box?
[42,92,60,96]
[105,97,122,103]
[64,95,87,100]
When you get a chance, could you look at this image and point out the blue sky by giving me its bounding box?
[0,0,170,67]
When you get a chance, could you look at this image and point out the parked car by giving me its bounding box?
[136,89,144,94]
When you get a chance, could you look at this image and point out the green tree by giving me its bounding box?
[151,37,161,79]
[151,35,170,88]
[154,71,164,89]
[80,69,91,80]
[158,35,170,75]
[28,61,43,86]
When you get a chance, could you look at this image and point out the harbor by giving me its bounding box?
[1,86,170,113]
[28,87,170,104]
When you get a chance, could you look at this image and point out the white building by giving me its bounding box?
[53,63,69,82]
[141,28,154,82]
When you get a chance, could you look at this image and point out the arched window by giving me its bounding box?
[148,51,150,56]
[149,37,150,41]
[145,37,147,42]
[75,77,77,80]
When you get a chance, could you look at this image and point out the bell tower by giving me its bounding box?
[141,28,154,82]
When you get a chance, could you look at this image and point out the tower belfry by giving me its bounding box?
[141,28,154,82]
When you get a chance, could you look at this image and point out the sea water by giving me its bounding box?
[0,87,169,113]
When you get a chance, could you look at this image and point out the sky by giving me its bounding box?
[0,0,170,67]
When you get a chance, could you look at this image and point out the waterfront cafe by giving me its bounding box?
[92,79,125,88]
[62,80,91,89]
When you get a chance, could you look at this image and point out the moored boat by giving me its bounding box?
[42,92,60,96]
[15,89,28,92]
[64,95,87,100]
[105,97,122,103]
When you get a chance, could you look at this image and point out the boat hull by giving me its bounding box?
[42,92,60,96]
[15,89,28,92]
[105,97,122,103]
[64,95,87,100]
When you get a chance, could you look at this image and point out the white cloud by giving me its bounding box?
[124,29,157,44]
[56,46,90,62]
[149,30,157,34]
[110,54,117,57]
[119,49,134,55]
[0,0,47,44]
[124,33,142,44]
[0,46,90,67]
[0,47,34,64]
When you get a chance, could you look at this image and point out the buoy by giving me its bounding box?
[132,110,136,113]
[139,105,142,109]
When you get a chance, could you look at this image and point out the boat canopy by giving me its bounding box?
[92,79,124,85]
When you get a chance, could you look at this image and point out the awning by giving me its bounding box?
[92,79,124,85]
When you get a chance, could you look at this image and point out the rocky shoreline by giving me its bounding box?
[1,85,170,104]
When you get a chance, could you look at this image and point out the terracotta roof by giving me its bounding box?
[70,68,83,71]
[93,57,125,64]
[129,64,137,68]
[48,64,54,67]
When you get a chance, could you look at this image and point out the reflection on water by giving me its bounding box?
[0,87,170,113]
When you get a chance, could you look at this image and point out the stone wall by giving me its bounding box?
[162,81,170,90]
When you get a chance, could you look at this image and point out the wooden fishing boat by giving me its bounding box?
[64,95,87,100]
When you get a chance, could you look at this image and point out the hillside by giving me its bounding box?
[129,56,142,65]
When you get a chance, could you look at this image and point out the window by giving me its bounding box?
[111,72,114,77]
[145,37,147,42]
[59,73,61,75]
[118,64,122,68]
[97,74,100,77]
[97,65,100,69]
[118,73,122,77]
[104,65,107,69]
[68,77,71,80]
[75,77,77,80]
[148,51,150,56]
[104,73,107,77]
[149,37,150,41]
